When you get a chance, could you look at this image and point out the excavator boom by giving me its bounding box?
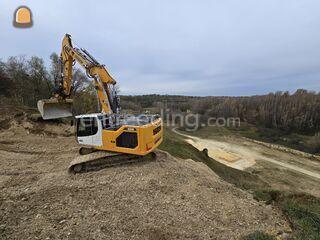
[38,34,117,119]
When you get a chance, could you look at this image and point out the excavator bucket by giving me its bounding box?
[37,99,73,120]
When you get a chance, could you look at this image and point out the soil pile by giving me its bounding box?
[0,106,289,239]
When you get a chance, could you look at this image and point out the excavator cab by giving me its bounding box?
[75,114,103,147]
[74,113,163,156]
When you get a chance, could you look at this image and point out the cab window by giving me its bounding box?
[77,117,98,137]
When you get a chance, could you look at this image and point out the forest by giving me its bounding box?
[122,91,320,134]
[1,54,320,137]
[0,54,97,114]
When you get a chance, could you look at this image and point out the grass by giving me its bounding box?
[234,126,318,155]
[160,127,320,240]
[253,190,320,240]
[159,127,207,162]
[160,127,269,190]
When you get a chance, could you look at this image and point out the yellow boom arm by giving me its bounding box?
[59,34,117,114]
[38,34,119,119]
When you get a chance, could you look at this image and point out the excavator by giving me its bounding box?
[37,34,163,173]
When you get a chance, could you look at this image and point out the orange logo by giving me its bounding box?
[13,6,33,28]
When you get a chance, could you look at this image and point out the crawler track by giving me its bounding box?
[68,151,156,174]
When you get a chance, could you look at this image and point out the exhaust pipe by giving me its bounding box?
[37,98,73,120]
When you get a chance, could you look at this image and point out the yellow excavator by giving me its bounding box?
[38,34,163,173]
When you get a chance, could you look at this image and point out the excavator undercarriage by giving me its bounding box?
[69,149,156,174]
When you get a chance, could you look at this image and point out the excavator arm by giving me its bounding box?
[38,34,119,119]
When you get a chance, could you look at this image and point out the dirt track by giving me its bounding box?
[172,128,320,197]
[173,128,320,178]
[0,115,291,239]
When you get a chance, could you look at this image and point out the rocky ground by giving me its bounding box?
[0,106,290,239]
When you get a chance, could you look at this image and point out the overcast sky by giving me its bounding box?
[1,0,320,96]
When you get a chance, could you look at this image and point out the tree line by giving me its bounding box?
[1,55,319,134]
[121,91,320,134]
[0,54,97,114]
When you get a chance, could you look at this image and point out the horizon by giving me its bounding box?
[118,88,319,97]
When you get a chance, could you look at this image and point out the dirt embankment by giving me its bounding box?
[172,128,320,198]
[0,108,290,239]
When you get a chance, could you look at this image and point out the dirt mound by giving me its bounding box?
[0,122,290,240]
[0,103,73,137]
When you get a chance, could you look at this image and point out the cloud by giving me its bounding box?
[1,0,320,96]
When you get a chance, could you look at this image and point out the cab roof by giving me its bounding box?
[75,113,106,119]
